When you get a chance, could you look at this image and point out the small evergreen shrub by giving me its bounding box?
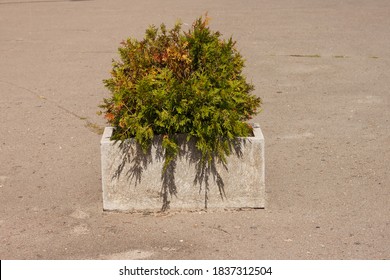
[101,15,262,172]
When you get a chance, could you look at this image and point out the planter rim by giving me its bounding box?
[101,123,264,145]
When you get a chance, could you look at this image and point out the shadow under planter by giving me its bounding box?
[100,124,265,212]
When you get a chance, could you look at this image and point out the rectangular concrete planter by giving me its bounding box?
[100,124,265,211]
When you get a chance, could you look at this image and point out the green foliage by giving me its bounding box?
[101,15,262,171]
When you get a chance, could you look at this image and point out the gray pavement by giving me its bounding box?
[0,0,389,259]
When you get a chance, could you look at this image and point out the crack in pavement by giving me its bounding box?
[0,80,104,135]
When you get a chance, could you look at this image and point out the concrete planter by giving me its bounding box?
[100,124,265,211]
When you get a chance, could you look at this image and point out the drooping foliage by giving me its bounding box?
[101,15,262,172]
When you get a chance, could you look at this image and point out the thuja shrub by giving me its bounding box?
[101,16,262,170]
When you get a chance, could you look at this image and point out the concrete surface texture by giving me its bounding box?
[0,0,389,259]
[101,126,265,211]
